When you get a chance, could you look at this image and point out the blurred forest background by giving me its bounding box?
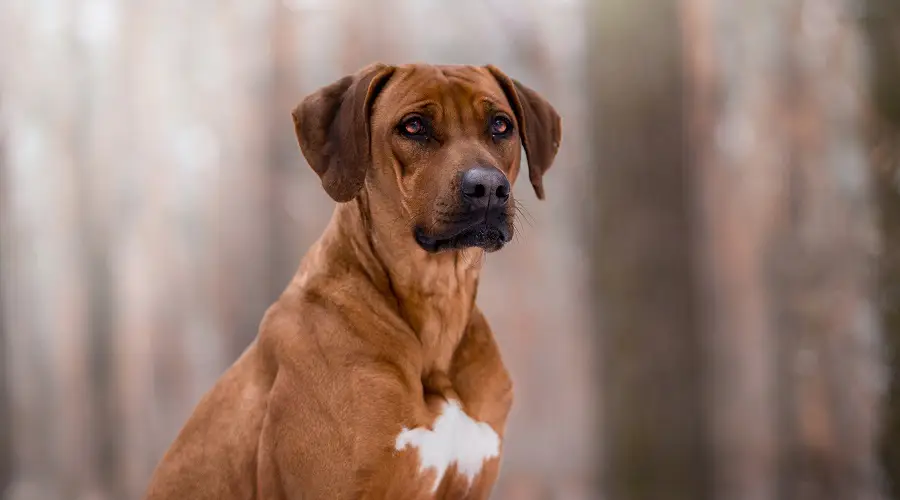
[1,0,900,499]
[0,0,593,499]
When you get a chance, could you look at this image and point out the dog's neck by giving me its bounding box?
[325,193,484,377]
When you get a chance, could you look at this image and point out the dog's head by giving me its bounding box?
[292,63,561,253]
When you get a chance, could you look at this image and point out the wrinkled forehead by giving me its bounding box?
[372,65,513,121]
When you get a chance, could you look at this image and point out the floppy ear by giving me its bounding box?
[486,65,562,200]
[292,63,395,202]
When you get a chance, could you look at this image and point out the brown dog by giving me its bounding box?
[143,63,561,499]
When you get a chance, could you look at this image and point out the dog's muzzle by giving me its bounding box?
[415,166,513,253]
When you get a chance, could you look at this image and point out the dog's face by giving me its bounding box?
[369,66,525,253]
[292,63,561,254]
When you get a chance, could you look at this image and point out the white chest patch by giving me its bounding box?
[395,399,500,492]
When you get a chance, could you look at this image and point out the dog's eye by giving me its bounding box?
[491,116,513,137]
[399,116,427,138]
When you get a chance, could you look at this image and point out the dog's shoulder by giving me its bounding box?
[256,275,419,384]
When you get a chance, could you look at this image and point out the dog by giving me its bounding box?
[143,63,561,499]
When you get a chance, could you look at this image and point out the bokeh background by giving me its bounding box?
[0,0,595,499]
[3,0,900,499]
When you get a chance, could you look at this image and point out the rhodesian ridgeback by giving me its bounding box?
[143,63,562,499]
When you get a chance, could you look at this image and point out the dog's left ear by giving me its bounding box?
[292,63,395,202]
[486,65,562,200]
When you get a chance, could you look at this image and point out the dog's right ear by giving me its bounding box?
[292,63,395,202]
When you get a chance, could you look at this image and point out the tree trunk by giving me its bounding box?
[588,1,708,499]
[864,0,900,497]
[0,125,11,500]
[590,1,885,499]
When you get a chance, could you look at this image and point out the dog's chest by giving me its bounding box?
[394,399,500,495]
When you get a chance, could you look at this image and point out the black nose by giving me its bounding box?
[460,166,510,208]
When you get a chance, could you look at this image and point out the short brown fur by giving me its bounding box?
[143,63,561,499]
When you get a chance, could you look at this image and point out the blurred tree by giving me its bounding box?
[864,0,900,497]
[264,3,305,323]
[588,1,708,499]
[0,133,10,500]
[590,0,884,499]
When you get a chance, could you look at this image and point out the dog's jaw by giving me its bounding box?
[413,211,513,254]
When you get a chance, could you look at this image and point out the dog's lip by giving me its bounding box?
[413,227,439,252]
[414,218,512,253]
[414,225,469,252]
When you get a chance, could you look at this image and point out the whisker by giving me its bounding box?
[511,215,527,245]
[460,250,474,266]
[515,210,533,229]
[512,201,535,227]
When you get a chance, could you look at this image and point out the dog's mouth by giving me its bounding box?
[414,213,513,254]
